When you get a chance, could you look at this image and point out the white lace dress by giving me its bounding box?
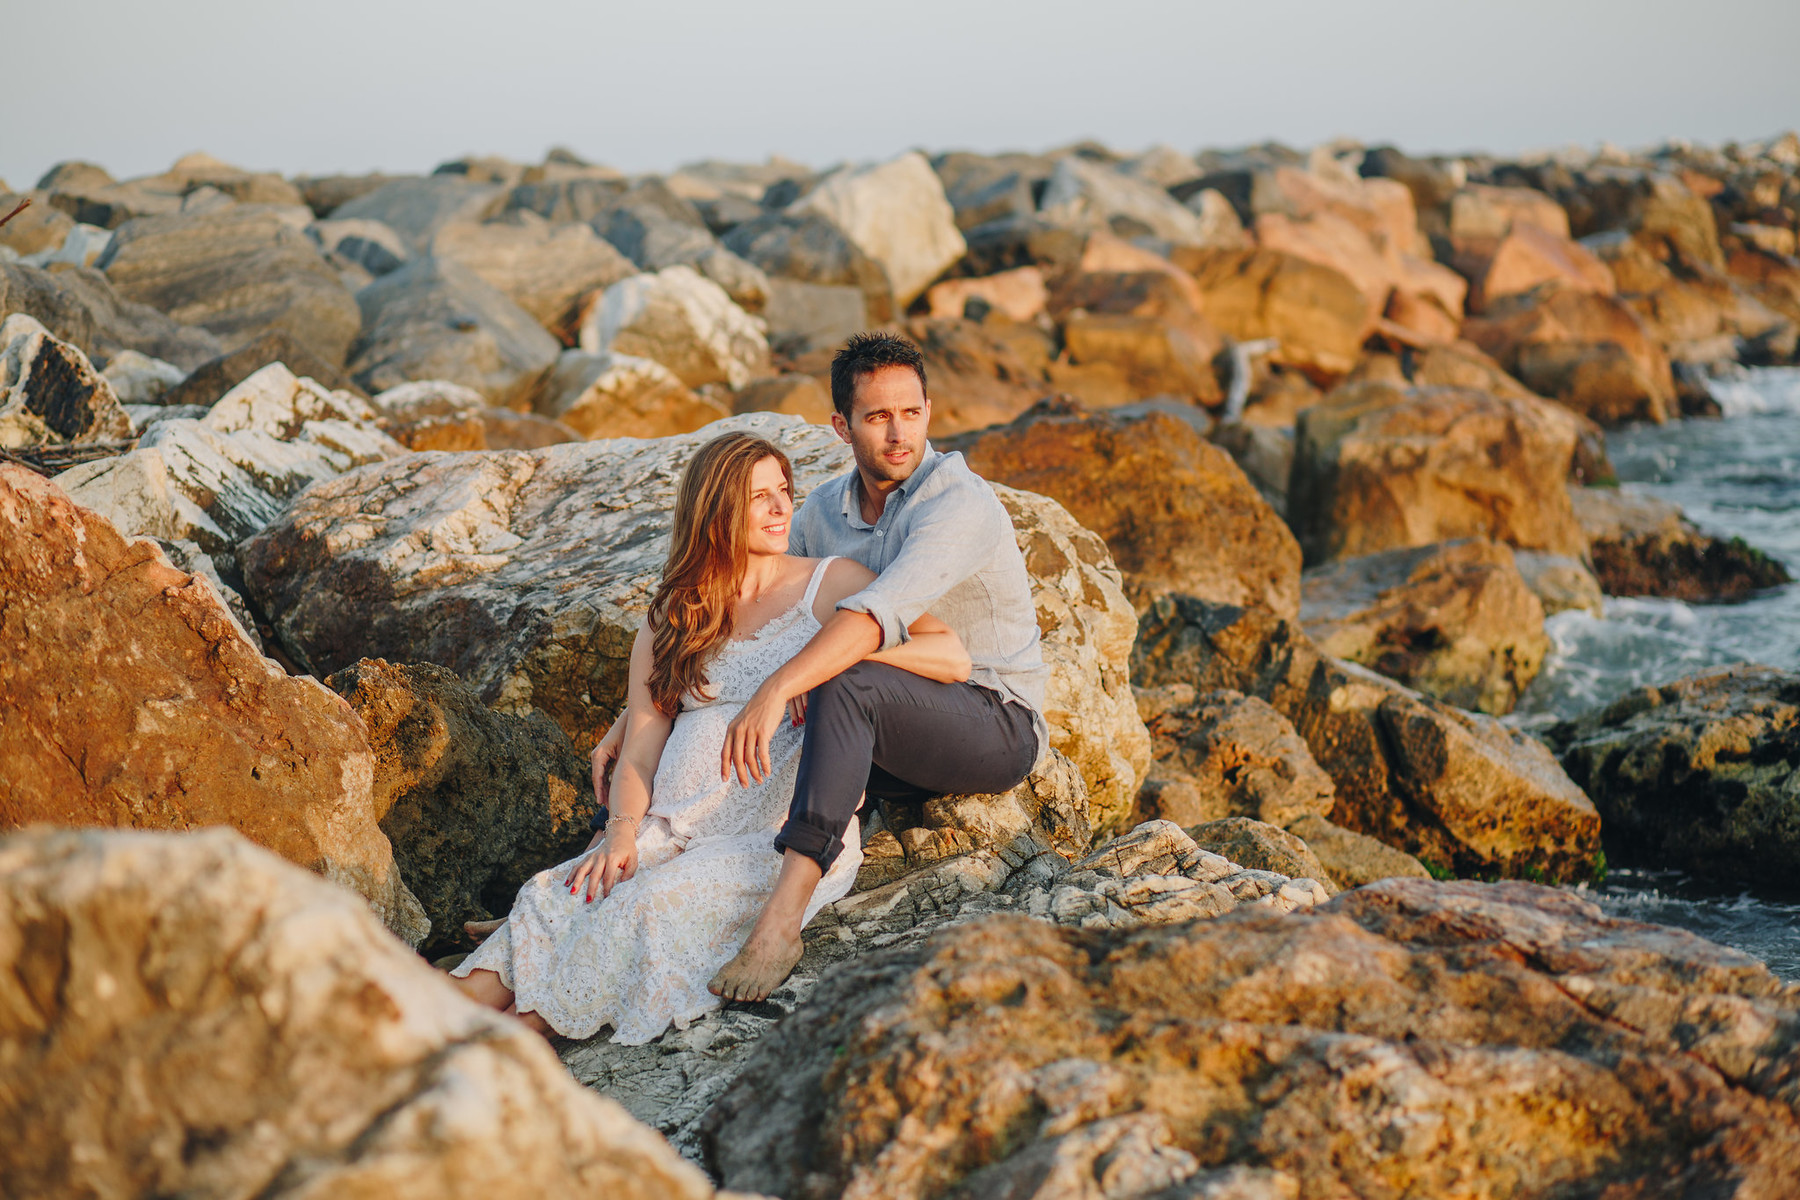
[452,557,862,1044]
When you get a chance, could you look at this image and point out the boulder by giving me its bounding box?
[900,317,1055,436]
[1592,231,1793,367]
[1299,538,1550,715]
[0,827,715,1199]
[535,348,726,439]
[1513,549,1606,617]
[375,379,580,453]
[1571,485,1791,602]
[503,174,630,226]
[429,212,638,339]
[593,197,770,314]
[1560,169,1726,273]
[54,363,404,566]
[1048,269,1225,404]
[722,210,895,323]
[1448,183,1573,242]
[1175,246,1372,379]
[577,265,769,390]
[101,349,186,404]
[944,397,1300,615]
[1463,282,1677,424]
[931,151,1054,230]
[95,208,361,364]
[760,278,868,358]
[240,414,1149,835]
[0,469,425,943]
[1289,380,1591,564]
[1134,687,1335,829]
[1285,812,1432,889]
[307,215,412,278]
[0,314,132,448]
[1185,815,1335,890]
[925,265,1049,322]
[731,373,833,422]
[325,659,599,958]
[787,151,965,307]
[0,190,75,256]
[327,175,506,250]
[1133,594,1602,880]
[348,257,562,407]
[164,327,371,408]
[1548,665,1800,887]
[1037,155,1215,245]
[1,261,224,372]
[1457,222,1618,311]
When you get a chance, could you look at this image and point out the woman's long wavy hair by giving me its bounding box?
[646,433,794,715]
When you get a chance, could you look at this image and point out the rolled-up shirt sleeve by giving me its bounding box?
[835,485,1007,651]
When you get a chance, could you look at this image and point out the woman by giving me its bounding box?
[450,432,970,1044]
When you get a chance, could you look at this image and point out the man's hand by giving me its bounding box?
[723,683,789,786]
[590,718,625,805]
[564,823,639,902]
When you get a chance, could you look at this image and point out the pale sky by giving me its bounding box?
[7,0,1798,189]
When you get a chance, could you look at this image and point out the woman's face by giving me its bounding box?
[743,455,793,556]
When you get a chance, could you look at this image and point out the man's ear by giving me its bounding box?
[830,412,851,445]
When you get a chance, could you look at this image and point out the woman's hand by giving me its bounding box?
[564,821,639,902]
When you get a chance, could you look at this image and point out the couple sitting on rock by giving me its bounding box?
[451,332,1048,1044]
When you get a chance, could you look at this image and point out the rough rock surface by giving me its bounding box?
[101,348,187,404]
[348,256,562,408]
[327,174,506,250]
[1289,380,1591,564]
[1039,155,1217,246]
[0,467,424,943]
[161,327,370,407]
[1186,815,1336,891]
[430,212,638,338]
[1177,246,1371,379]
[1286,812,1433,889]
[95,208,361,364]
[703,878,1800,1200]
[945,397,1301,616]
[1572,485,1791,602]
[1548,664,1800,888]
[1134,594,1602,880]
[55,362,404,567]
[536,348,727,439]
[0,827,715,1199]
[1513,549,1606,617]
[578,264,770,390]
[0,261,224,372]
[0,313,132,448]
[241,414,1149,828]
[723,210,895,324]
[1133,686,1335,830]
[326,659,600,958]
[788,151,966,307]
[562,820,1326,1162]
[1299,538,1550,715]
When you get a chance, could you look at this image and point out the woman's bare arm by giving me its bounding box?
[568,622,674,899]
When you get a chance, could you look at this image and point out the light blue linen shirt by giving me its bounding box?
[790,446,1049,759]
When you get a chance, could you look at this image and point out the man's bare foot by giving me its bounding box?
[464,917,504,944]
[709,927,803,1002]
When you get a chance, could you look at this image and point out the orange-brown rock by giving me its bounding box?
[1593,232,1793,365]
[1074,230,1209,311]
[1448,183,1574,242]
[1049,270,1225,403]
[732,372,834,422]
[0,464,426,944]
[1463,282,1676,423]
[902,316,1054,436]
[707,877,1797,1199]
[1461,222,1617,311]
[0,826,716,1200]
[1726,242,1800,327]
[1176,246,1372,380]
[924,265,1048,323]
[1134,686,1336,829]
[1300,538,1550,715]
[1289,380,1591,564]
[945,396,1300,615]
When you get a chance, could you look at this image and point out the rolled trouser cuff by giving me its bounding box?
[588,805,610,833]
[773,818,843,873]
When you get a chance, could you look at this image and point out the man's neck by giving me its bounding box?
[854,468,903,526]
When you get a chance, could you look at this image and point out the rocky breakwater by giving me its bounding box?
[241,412,1150,840]
[0,464,426,944]
[1571,483,1792,603]
[0,827,718,1200]
[704,878,1800,1199]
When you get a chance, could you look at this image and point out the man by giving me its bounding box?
[594,331,1047,1002]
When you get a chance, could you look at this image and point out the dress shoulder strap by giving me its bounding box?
[800,555,838,615]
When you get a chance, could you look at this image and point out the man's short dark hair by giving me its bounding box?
[830,332,928,420]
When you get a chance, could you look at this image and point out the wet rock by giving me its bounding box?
[1133,594,1602,880]
[0,261,224,372]
[1572,485,1791,602]
[0,826,714,1199]
[578,265,769,390]
[327,174,506,251]
[348,257,562,407]
[1135,688,1336,829]
[164,327,371,408]
[1175,246,1371,379]
[430,211,638,339]
[1285,812,1432,889]
[1289,379,1591,564]
[1186,816,1335,890]
[101,349,186,404]
[722,209,895,324]
[0,470,425,942]
[0,314,132,448]
[325,659,599,958]
[703,878,1800,1199]
[240,414,1147,832]
[1299,538,1549,715]
[95,208,361,364]
[788,151,965,307]
[945,396,1300,616]
[535,348,727,439]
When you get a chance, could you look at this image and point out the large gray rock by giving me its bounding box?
[328,175,505,250]
[430,211,638,338]
[591,189,770,314]
[0,314,132,448]
[0,826,716,1200]
[787,151,966,307]
[760,279,868,358]
[94,208,360,364]
[347,257,562,407]
[240,414,1149,829]
[0,262,223,372]
[722,210,895,323]
[932,151,1057,230]
[1038,155,1217,245]
[163,328,370,408]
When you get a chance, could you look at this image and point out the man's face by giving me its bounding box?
[832,366,932,486]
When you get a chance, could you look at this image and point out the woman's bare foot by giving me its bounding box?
[505,1002,556,1039]
[464,917,505,945]
[708,926,803,1003]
